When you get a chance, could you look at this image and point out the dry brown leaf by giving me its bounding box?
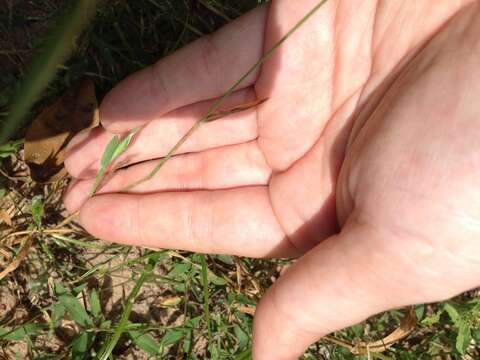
[0,235,34,281]
[160,296,182,307]
[0,210,12,227]
[317,309,419,356]
[351,308,417,355]
[24,78,100,183]
[236,304,256,316]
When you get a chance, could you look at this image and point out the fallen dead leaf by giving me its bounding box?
[160,296,182,307]
[0,209,12,227]
[235,304,417,355]
[351,308,417,355]
[24,78,100,183]
[323,308,417,356]
[0,235,34,281]
[236,304,256,316]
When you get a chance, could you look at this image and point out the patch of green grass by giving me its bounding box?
[0,1,479,359]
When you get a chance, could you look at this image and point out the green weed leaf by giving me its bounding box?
[215,254,234,265]
[54,282,68,296]
[72,332,93,360]
[233,324,249,351]
[208,270,227,286]
[167,262,192,279]
[0,139,23,158]
[160,329,184,347]
[51,303,66,327]
[90,289,102,319]
[444,303,460,324]
[129,330,160,355]
[31,195,44,229]
[456,321,472,354]
[59,294,93,328]
[421,311,441,326]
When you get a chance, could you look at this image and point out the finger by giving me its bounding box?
[252,220,420,360]
[255,0,377,171]
[100,5,268,133]
[64,141,271,212]
[65,88,259,179]
[78,187,297,258]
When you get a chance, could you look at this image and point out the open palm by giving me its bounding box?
[64,1,480,359]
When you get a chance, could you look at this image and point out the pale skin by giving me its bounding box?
[63,1,480,359]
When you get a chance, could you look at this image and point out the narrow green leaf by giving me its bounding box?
[90,135,118,196]
[59,294,93,327]
[444,303,460,325]
[90,289,102,319]
[110,128,137,161]
[31,195,44,229]
[100,135,120,168]
[456,321,472,354]
[0,323,48,341]
[129,331,160,355]
[91,128,138,196]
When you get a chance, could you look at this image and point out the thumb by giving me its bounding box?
[252,221,414,360]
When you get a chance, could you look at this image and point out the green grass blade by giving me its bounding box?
[96,254,159,360]
[0,1,97,144]
[111,128,137,161]
[200,255,212,340]
[100,136,121,169]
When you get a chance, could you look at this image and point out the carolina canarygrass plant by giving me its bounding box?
[92,2,328,358]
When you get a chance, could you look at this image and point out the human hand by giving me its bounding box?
[64,1,480,359]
